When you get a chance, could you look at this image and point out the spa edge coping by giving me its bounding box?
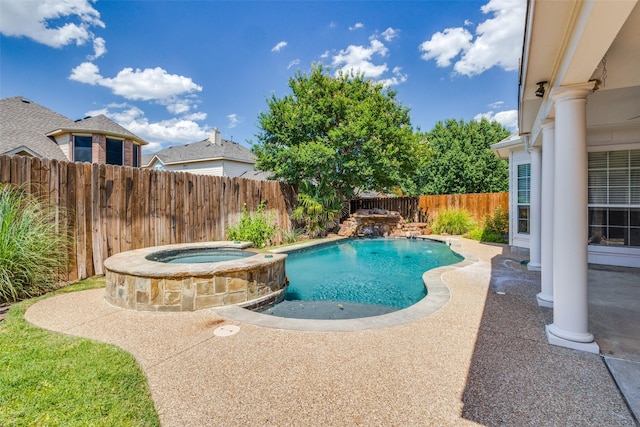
[103,241,287,278]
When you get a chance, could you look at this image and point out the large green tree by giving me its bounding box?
[252,65,418,202]
[418,118,509,195]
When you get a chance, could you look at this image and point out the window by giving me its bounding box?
[517,163,530,234]
[132,144,139,167]
[588,149,640,247]
[106,138,123,165]
[73,135,92,163]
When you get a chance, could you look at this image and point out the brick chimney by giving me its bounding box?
[209,127,222,145]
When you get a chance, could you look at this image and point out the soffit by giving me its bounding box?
[520,0,639,140]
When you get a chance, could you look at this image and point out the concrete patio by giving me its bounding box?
[25,238,639,426]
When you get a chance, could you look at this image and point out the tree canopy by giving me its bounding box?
[252,65,418,202]
[417,118,509,195]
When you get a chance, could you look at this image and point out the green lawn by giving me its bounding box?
[0,277,160,427]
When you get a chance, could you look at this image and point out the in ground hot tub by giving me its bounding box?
[104,241,287,312]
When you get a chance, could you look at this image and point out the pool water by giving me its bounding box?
[261,238,462,319]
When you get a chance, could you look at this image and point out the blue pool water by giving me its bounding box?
[261,238,462,319]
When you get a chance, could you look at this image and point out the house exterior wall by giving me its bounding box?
[93,134,106,164]
[124,140,133,166]
[506,129,640,268]
[223,161,255,177]
[155,160,225,176]
[54,134,71,161]
[149,159,255,177]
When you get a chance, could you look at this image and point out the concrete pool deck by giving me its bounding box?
[25,238,638,426]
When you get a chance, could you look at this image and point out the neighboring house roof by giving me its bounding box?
[0,96,149,161]
[142,137,256,167]
[47,114,147,146]
[238,170,275,181]
[0,96,71,160]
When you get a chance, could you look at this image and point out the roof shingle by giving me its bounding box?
[0,96,71,160]
[142,138,255,166]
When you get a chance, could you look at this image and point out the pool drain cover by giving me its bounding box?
[214,325,240,337]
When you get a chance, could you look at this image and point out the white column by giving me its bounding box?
[528,145,542,271]
[537,120,555,307]
[546,82,599,353]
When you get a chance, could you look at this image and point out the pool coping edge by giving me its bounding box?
[212,236,480,332]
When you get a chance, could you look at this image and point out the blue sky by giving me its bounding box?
[0,0,525,153]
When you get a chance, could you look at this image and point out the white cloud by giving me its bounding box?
[488,101,504,109]
[380,27,399,42]
[89,36,106,60]
[271,41,287,52]
[332,39,389,79]
[227,114,241,129]
[474,109,518,131]
[419,27,472,67]
[183,112,207,121]
[377,66,408,88]
[287,59,300,70]
[165,99,193,115]
[143,141,163,153]
[69,62,203,110]
[84,101,210,151]
[69,61,102,85]
[88,104,209,149]
[464,19,474,27]
[320,50,330,59]
[329,21,337,29]
[349,22,364,31]
[0,0,104,48]
[419,0,526,76]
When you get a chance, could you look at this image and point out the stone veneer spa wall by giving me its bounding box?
[103,242,287,312]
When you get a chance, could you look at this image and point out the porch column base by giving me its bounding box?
[546,325,599,354]
[536,292,553,308]
[527,262,541,271]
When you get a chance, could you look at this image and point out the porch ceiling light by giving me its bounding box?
[535,81,547,98]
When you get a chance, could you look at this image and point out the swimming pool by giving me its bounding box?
[261,238,463,319]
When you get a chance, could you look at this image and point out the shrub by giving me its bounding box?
[291,183,342,238]
[484,206,509,235]
[465,207,509,244]
[431,208,476,235]
[226,202,277,247]
[0,184,70,303]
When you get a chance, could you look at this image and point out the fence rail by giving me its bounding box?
[350,192,509,223]
[0,155,295,282]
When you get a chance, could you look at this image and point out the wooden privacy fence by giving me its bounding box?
[350,197,426,222]
[0,155,296,282]
[419,192,509,222]
[350,192,509,223]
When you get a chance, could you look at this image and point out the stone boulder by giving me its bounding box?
[338,209,432,238]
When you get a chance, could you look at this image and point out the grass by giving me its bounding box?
[465,228,509,244]
[0,277,160,427]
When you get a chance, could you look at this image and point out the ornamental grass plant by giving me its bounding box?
[431,208,476,235]
[0,184,70,304]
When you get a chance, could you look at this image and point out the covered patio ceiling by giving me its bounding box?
[519,0,640,145]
